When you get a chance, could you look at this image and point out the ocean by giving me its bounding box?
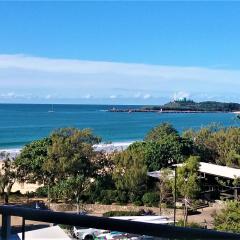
[0,104,239,150]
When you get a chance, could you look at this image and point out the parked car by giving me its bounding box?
[95,231,127,239]
[73,226,109,240]
[73,215,172,239]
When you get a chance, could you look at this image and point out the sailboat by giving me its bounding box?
[48,104,54,113]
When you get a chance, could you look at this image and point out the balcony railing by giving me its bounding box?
[1,205,240,240]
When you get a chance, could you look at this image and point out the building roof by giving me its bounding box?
[17,225,71,240]
[112,216,174,224]
[198,162,240,180]
[147,170,161,179]
[147,162,240,180]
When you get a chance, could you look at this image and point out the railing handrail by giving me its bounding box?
[1,205,240,240]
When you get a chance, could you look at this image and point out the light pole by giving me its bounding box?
[173,166,177,226]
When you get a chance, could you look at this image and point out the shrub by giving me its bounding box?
[176,219,203,228]
[86,175,115,203]
[103,209,155,217]
[100,190,118,205]
[213,201,240,233]
[116,191,128,204]
[133,200,143,206]
[103,211,142,217]
[59,224,72,230]
[35,186,48,197]
[10,190,22,196]
[142,192,159,207]
[25,191,35,198]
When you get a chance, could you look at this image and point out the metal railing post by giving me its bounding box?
[1,205,240,240]
[1,213,11,240]
[22,217,25,240]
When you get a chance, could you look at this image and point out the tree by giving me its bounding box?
[44,128,100,178]
[157,168,172,215]
[143,123,193,171]
[15,138,52,204]
[0,153,17,204]
[176,156,200,226]
[214,201,240,233]
[183,126,217,163]
[183,125,240,168]
[15,138,52,183]
[146,139,184,171]
[44,128,101,210]
[113,145,147,203]
[144,123,179,142]
[16,128,101,207]
[129,138,184,172]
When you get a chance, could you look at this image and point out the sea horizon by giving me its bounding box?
[0,103,239,150]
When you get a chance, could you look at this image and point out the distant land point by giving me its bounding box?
[109,99,240,113]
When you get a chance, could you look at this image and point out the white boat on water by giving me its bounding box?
[48,104,54,113]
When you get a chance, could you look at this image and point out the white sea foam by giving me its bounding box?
[93,141,134,153]
[0,148,22,159]
[0,141,135,158]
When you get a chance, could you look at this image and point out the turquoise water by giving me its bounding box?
[0,104,239,149]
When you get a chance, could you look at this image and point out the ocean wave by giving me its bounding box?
[93,141,134,153]
[0,141,136,157]
[0,148,21,159]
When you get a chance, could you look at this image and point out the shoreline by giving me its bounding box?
[108,109,235,113]
[0,141,134,157]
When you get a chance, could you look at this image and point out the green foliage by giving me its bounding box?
[99,190,118,205]
[214,201,240,233]
[145,139,183,171]
[17,123,240,208]
[15,138,51,183]
[157,168,173,214]
[35,186,48,197]
[86,175,115,203]
[113,145,147,202]
[16,127,102,204]
[133,200,143,206]
[0,153,17,203]
[45,128,100,178]
[176,219,203,228]
[184,126,240,168]
[142,192,159,207]
[103,210,143,217]
[141,123,193,171]
[144,100,240,112]
[59,224,72,230]
[176,156,200,199]
[128,140,183,172]
[176,155,200,226]
[144,123,179,142]
[116,191,128,204]
[44,128,101,203]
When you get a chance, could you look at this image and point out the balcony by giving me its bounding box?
[1,205,240,240]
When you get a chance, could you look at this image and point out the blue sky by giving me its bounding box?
[0,2,240,104]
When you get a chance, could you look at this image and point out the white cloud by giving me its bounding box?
[1,54,240,103]
[172,91,190,101]
[109,95,117,99]
[134,92,142,98]
[143,94,151,99]
[83,94,92,99]
[45,94,52,100]
[0,92,16,98]
[0,92,36,100]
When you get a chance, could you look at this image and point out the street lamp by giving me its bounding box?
[173,165,177,226]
